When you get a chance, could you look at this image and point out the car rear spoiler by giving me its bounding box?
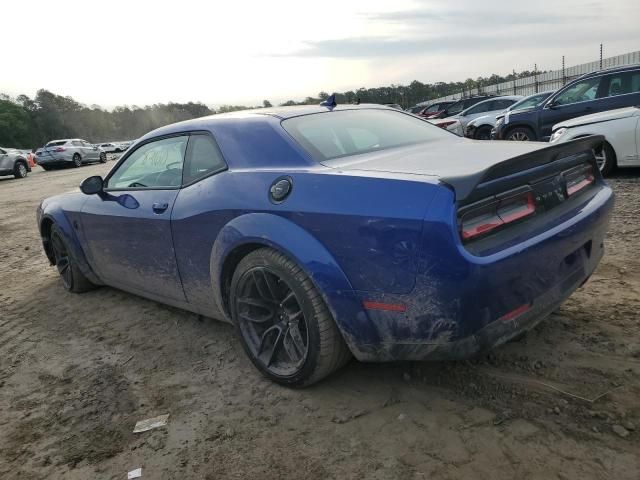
[442,135,605,204]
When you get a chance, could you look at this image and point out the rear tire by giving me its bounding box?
[230,248,351,387]
[594,141,616,177]
[99,152,107,163]
[14,161,28,179]
[506,126,536,141]
[72,153,82,168]
[50,224,96,293]
[474,125,493,140]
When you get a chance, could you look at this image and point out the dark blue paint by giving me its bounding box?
[37,105,614,361]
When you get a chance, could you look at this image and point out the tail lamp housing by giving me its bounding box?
[563,164,594,197]
[459,188,536,242]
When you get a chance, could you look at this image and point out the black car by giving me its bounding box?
[494,65,640,141]
[431,95,496,119]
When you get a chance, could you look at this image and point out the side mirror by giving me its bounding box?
[545,100,558,109]
[80,175,104,195]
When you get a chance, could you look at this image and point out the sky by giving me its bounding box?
[3,0,639,109]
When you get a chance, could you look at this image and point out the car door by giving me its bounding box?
[80,134,189,301]
[540,76,605,140]
[600,69,640,111]
[81,140,96,160]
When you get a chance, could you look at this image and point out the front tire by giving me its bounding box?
[230,248,351,387]
[474,125,493,140]
[506,126,536,141]
[99,152,107,163]
[14,161,28,179]
[50,224,96,293]
[72,153,82,167]
[594,141,616,177]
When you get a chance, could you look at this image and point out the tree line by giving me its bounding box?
[0,70,539,149]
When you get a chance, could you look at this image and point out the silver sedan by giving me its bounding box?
[36,139,106,170]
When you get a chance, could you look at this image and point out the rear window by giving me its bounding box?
[46,141,67,147]
[282,109,450,161]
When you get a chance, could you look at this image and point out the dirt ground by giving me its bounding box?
[0,162,638,480]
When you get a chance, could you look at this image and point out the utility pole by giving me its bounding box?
[534,63,538,93]
[562,56,566,85]
[600,44,603,69]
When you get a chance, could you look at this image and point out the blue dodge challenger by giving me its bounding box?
[37,104,614,386]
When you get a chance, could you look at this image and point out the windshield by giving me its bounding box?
[445,101,465,115]
[282,109,451,162]
[509,92,552,111]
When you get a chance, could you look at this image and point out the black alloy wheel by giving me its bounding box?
[236,267,310,376]
[72,153,82,167]
[49,224,96,293]
[230,248,351,386]
[51,230,73,290]
[99,152,107,163]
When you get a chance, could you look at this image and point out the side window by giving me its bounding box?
[72,140,83,147]
[605,71,640,97]
[492,99,517,110]
[183,134,226,184]
[107,135,188,189]
[465,102,491,115]
[554,77,601,105]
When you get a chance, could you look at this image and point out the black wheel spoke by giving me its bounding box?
[260,269,281,302]
[287,321,306,357]
[282,328,301,362]
[258,325,283,367]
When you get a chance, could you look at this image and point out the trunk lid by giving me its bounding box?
[326,136,603,203]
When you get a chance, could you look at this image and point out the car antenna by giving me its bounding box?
[320,93,337,109]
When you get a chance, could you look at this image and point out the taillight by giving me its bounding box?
[436,121,456,129]
[563,164,594,196]
[460,190,536,242]
[54,147,66,152]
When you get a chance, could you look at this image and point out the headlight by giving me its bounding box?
[550,127,568,143]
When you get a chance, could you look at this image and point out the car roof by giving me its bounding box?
[576,64,640,80]
[141,104,403,140]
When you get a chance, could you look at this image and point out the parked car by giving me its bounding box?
[494,65,640,141]
[98,142,124,153]
[415,101,456,119]
[467,91,555,140]
[37,104,613,386]
[430,95,496,119]
[433,96,522,136]
[550,106,640,176]
[0,147,31,179]
[36,139,107,170]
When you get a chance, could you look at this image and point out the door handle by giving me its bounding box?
[152,201,169,213]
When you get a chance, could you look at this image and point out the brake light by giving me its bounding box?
[460,190,536,241]
[54,147,66,152]
[563,164,594,196]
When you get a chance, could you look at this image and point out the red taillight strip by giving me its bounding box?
[362,301,407,312]
[566,174,594,196]
[499,303,532,322]
[497,192,536,223]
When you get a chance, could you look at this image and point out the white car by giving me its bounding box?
[465,91,554,140]
[98,142,124,153]
[432,96,522,136]
[550,106,640,175]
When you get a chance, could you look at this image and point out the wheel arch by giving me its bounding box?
[210,213,368,356]
[504,122,537,140]
[568,133,618,166]
[39,210,101,284]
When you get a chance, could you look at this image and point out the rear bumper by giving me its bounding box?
[343,185,614,362]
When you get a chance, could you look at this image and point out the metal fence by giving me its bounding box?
[428,50,640,103]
